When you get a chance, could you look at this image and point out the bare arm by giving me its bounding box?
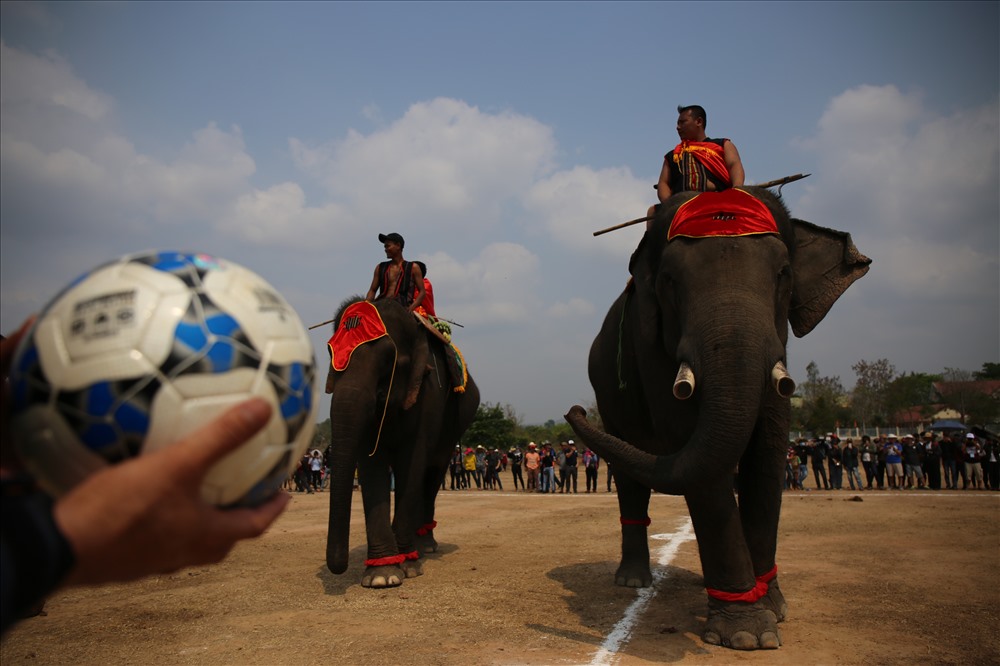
[724,140,745,187]
[365,265,380,302]
[656,157,673,203]
[409,264,425,312]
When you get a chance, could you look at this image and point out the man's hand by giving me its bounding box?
[54,398,290,586]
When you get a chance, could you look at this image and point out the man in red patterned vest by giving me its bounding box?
[646,105,745,228]
[365,232,426,314]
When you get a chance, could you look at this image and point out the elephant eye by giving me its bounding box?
[778,265,791,279]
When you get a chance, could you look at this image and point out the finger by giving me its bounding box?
[166,397,273,477]
[210,490,290,541]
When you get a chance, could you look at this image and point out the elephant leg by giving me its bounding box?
[392,449,429,580]
[417,464,447,554]
[358,461,404,588]
[614,474,653,587]
[685,477,780,650]
[737,423,789,622]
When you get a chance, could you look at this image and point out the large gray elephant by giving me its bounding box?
[325,296,479,588]
[565,186,870,649]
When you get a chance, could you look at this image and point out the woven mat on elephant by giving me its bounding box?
[414,313,468,394]
[667,188,778,241]
[326,301,387,371]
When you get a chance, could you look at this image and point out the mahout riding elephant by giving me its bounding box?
[565,186,870,650]
[325,296,479,588]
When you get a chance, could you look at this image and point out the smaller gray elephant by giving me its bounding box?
[325,297,479,588]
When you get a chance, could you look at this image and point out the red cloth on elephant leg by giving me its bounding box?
[706,578,769,603]
[327,301,387,371]
[756,565,777,583]
[667,188,778,242]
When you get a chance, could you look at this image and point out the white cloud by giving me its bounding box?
[789,85,999,384]
[415,243,542,327]
[290,98,558,230]
[523,165,651,257]
[0,40,113,122]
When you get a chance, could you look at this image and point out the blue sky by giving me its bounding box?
[2,1,997,425]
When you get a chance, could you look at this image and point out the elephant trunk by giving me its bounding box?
[326,384,373,574]
[568,317,774,495]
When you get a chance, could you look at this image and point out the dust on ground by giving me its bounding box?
[3,486,999,665]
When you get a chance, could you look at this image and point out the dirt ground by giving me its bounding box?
[3,483,999,666]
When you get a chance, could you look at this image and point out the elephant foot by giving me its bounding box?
[416,532,438,554]
[703,598,781,650]
[760,578,788,622]
[401,558,424,579]
[614,560,653,588]
[361,565,404,588]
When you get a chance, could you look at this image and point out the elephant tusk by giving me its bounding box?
[673,363,695,400]
[771,361,796,398]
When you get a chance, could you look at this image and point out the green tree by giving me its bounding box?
[797,361,850,434]
[464,403,517,450]
[884,372,939,425]
[937,368,1000,426]
[313,417,331,448]
[851,359,896,428]
[974,362,1000,380]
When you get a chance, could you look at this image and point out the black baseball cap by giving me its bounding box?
[378,232,404,248]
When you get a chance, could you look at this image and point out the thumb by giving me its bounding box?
[166,397,274,478]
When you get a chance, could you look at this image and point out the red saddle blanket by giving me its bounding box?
[668,188,778,242]
[327,301,387,371]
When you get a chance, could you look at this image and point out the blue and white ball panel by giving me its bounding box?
[32,261,189,389]
[202,262,313,366]
[144,369,288,506]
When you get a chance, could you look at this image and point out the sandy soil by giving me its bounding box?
[3,485,999,666]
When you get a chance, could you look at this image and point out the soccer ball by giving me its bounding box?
[8,251,318,507]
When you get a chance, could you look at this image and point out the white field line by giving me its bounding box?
[587,517,696,666]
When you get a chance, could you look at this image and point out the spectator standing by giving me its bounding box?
[885,435,904,490]
[828,437,843,490]
[309,450,324,492]
[449,446,464,490]
[524,443,540,492]
[583,448,600,493]
[939,434,959,489]
[795,439,811,491]
[785,446,798,490]
[475,446,488,490]
[811,438,829,490]
[901,435,924,490]
[922,432,942,490]
[963,434,984,490]
[556,443,568,493]
[606,460,615,492]
[983,437,1000,491]
[541,443,556,493]
[875,436,888,489]
[564,441,579,494]
[485,448,503,490]
[843,439,863,491]
[859,435,878,490]
[508,446,525,490]
[463,447,480,489]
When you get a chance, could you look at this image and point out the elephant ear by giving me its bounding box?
[403,325,430,410]
[789,218,871,338]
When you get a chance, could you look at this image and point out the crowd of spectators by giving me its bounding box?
[447,441,609,493]
[785,430,1000,491]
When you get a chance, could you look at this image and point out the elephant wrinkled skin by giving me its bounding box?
[325,297,479,588]
[565,187,870,650]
